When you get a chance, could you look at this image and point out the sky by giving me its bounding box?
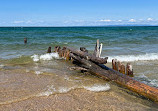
[0,0,158,26]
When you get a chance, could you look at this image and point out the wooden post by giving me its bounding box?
[66,50,70,61]
[62,47,67,58]
[120,64,125,74]
[115,59,118,71]
[80,47,88,53]
[126,63,134,77]
[55,46,61,52]
[58,49,62,57]
[93,39,100,57]
[117,61,121,72]
[54,46,57,52]
[24,38,27,44]
[47,47,51,53]
[112,59,116,70]
[98,43,103,58]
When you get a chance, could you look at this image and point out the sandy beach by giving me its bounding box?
[0,26,158,110]
[0,69,157,111]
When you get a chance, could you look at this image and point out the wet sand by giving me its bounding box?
[0,69,157,111]
[0,89,153,111]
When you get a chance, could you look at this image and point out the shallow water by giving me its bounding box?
[0,26,158,110]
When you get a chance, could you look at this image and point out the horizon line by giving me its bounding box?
[0,25,158,28]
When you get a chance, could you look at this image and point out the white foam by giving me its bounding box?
[136,75,158,88]
[35,71,42,75]
[84,84,110,92]
[107,53,158,62]
[64,75,71,81]
[25,69,30,73]
[58,87,73,93]
[40,53,59,60]
[0,64,4,68]
[37,85,74,97]
[38,85,56,96]
[31,54,39,62]
[37,83,111,97]
[31,53,59,62]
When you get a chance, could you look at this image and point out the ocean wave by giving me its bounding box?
[35,71,43,75]
[0,64,4,68]
[31,53,59,62]
[135,74,158,88]
[37,84,110,97]
[83,84,110,92]
[107,53,158,62]
[37,85,74,96]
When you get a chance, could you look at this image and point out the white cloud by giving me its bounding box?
[12,20,45,25]
[129,19,136,22]
[147,18,153,21]
[117,20,122,22]
[26,20,32,24]
[100,19,112,22]
[13,21,24,24]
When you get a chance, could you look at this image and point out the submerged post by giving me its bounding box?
[24,38,27,44]
[47,46,51,53]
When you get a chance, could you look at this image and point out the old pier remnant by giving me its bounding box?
[53,39,158,102]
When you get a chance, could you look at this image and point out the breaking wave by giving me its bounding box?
[37,85,75,96]
[135,75,158,88]
[37,84,110,97]
[83,84,110,92]
[107,53,158,62]
[31,53,59,62]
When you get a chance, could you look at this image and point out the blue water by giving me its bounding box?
[0,26,158,110]
[0,26,158,88]
[1,26,158,59]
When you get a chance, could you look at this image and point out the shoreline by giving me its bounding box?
[0,69,157,110]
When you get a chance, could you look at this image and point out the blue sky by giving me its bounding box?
[0,0,158,26]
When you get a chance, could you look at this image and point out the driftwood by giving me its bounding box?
[93,39,103,58]
[69,53,158,102]
[80,47,88,53]
[54,40,158,102]
[67,47,108,64]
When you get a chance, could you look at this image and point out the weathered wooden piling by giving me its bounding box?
[112,60,130,75]
[47,47,51,53]
[99,43,103,57]
[24,38,27,44]
[54,46,61,52]
[112,59,116,70]
[126,63,134,77]
[80,47,88,53]
[93,39,100,57]
[117,61,122,72]
[65,50,70,61]
[120,64,125,74]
